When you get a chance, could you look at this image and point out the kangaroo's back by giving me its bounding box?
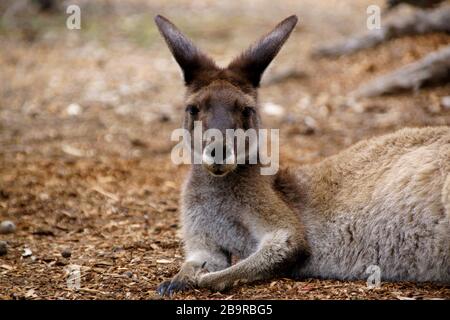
[293,127,450,282]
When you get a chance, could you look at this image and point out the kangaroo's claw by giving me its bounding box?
[157,279,192,297]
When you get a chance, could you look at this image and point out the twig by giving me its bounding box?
[91,186,120,202]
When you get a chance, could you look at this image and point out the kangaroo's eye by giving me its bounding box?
[242,107,254,118]
[186,105,199,116]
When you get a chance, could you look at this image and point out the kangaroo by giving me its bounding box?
[155,15,450,295]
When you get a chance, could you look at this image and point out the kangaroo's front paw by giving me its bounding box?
[197,273,230,292]
[157,277,193,297]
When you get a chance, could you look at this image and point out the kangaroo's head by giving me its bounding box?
[155,15,297,176]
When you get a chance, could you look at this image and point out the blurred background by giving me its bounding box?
[0,0,449,299]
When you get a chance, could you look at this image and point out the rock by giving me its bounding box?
[303,116,318,134]
[66,103,82,116]
[22,248,33,258]
[441,96,450,110]
[39,193,50,201]
[61,249,72,258]
[262,102,285,117]
[0,220,16,234]
[123,271,133,278]
[61,145,85,157]
[0,241,7,256]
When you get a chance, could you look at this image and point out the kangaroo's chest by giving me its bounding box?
[185,196,258,259]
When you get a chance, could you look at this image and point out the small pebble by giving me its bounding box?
[0,220,16,234]
[22,248,33,258]
[441,96,450,110]
[112,245,124,253]
[61,249,72,258]
[0,241,7,256]
[303,116,318,134]
[66,103,82,116]
[262,102,285,117]
[39,193,50,201]
[123,271,133,278]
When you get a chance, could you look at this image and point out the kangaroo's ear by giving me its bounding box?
[228,15,298,87]
[154,15,217,85]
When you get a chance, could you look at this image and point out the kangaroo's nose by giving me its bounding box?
[203,141,234,165]
[202,141,237,176]
[210,144,228,162]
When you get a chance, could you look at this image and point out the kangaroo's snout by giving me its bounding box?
[202,141,236,176]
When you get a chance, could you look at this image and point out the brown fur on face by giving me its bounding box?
[155,14,297,176]
[184,80,259,133]
[182,79,261,176]
[187,69,256,97]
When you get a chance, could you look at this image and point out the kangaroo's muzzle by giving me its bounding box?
[202,141,237,176]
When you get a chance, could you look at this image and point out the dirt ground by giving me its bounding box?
[0,0,449,300]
